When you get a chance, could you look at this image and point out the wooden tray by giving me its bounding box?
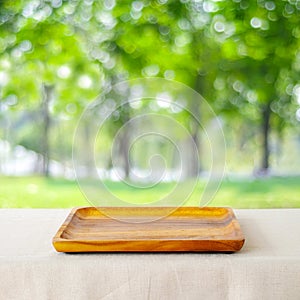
[53,207,245,252]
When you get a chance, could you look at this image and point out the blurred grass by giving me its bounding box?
[0,176,299,208]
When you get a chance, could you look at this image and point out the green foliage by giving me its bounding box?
[0,0,300,173]
[213,0,300,120]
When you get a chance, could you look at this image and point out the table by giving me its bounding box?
[0,209,299,300]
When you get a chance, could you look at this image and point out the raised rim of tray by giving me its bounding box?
[52,207,245,253]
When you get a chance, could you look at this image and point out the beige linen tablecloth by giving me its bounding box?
[0,209,299,300]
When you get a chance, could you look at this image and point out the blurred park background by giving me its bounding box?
[0,0,300,208]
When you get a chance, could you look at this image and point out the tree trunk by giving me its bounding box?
[187,71,203,178]
[260,102,271,173]
[119,128,130,178]
[83,121,96,178]
[41,84,53,177]
[118,104,131,179]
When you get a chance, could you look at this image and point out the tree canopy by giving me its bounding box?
[1,0,300,177]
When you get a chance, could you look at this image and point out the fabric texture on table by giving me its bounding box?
[0,209,299,300]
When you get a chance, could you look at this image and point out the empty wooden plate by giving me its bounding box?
[53,207,245,252]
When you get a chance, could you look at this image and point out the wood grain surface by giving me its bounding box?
[52,207,245,252]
